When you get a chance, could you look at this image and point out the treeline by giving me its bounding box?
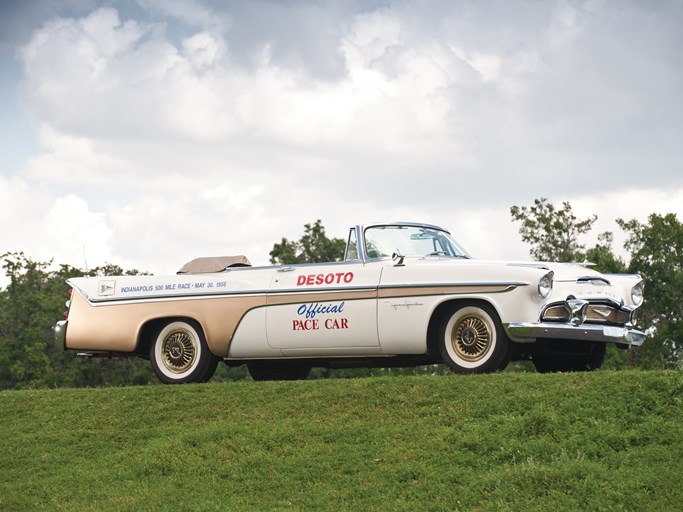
[0,202,681,389]
[0,257,153,389]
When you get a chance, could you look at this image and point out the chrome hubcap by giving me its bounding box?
[161,329,197,373]
[451,315,492,362]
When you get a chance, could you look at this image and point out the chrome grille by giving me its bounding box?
[541,300,633,326]
[585,305,631,324]
[542,305,570,321]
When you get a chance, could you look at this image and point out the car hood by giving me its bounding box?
[412,256,608,282]
[504,261,605,282]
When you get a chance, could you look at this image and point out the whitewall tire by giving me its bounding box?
[150,320,219,384]
[439,302,510,374]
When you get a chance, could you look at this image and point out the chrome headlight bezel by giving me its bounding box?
[631,280,645,306]
[538,271,554,299]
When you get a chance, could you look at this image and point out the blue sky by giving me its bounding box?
[0,57,36,174]
[1,0,682,278]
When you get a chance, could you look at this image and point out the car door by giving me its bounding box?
[265,262,382,354]
[376,263,438,354]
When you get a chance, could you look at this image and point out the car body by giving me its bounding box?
[55,222,646,382]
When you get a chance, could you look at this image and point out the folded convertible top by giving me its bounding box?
[177,255,252,274]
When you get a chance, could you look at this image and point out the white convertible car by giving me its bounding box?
[55,222,646,383]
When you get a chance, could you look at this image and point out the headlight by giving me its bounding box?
[538,271,554,299]
[631,280,645,306]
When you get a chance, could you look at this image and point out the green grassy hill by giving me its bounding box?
[1,371,682,511]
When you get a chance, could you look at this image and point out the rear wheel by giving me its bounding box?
[150,320,219,383]
[247,362,311,381]
[532,341,606,373]
[438,302,510,374]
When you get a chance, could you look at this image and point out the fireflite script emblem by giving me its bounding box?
[384,300,424,311]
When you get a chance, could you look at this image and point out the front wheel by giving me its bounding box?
[150,320,219,383]
[532,341,606,373]
[247,362,311,381]
[438,302,510,374]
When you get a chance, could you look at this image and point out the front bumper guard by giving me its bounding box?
[505,322,646,346]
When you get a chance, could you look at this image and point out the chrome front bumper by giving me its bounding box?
[505,322,646,346]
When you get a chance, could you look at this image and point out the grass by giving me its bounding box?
[1,371,682,511]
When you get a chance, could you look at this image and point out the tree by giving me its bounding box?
[0,253,71,388]
[0,252,155,389]
[585,231,627,274]
[510,198,597,262]
[617,213,683,369]
[270,220,346,264]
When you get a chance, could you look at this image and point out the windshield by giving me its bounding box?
[363,225,469,259]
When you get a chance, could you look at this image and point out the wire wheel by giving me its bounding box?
[161,328,198,373]
[439,302,510,373]
[451,314,493,362]
[150,320,219,384]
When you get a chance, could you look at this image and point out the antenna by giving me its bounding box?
[83,246,90,274]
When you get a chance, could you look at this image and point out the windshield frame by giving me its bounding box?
[360,223,471,261]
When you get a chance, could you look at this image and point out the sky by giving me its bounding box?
[1,0,682,279]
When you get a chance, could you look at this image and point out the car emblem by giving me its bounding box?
[98,280,116,296]
[591,307,612,319]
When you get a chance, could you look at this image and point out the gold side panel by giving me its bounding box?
[65,292,265,357]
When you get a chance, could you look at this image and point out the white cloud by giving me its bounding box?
[1,0,681,284]
[24,125,127,187]
[0,176,112,274]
